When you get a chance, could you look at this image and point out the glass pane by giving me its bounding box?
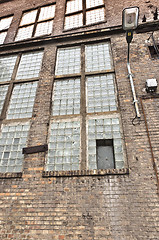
[55,46,81,75]
[20,10,37,26]
[16,51,43,79]
[64,13,83,29]
[0,85,8,114]
[46,120,80,171]
[35,20,53,37]
[0,32,7,44]
[87,117,124,170]
[0,122,30,173]
[86,0,104,9]
[66,0,82,14]
[38,5,55,21]
[6,81,38,119]
[86,74,117,113]
[85,42,112,72]
[0,55,17,82]
[86,8,105,25]
[15,25,34,41]
[52,78,80,116]
[0,16,13,31]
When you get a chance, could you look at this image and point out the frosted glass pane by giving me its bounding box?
[38,5,55,21]
[16,51,43,79]
[0,85,8,113]
[86,0,104,8]
[85,42,112,72]
[86,8,105,25]
[0,16,13,31]
[46,120,80,171]
[0,122,30,173]
[35,21,53,37]
[20,10,37,26]
[0,32,7,44]
[52,78,80,115]
[55,47,81,75]
[66,0,82,14]
[88,117,124,170]
[7,81,38,119]
[15,25,34,41]
[0,55,17,82]
[87,74,117,113]
[65,13,83,29]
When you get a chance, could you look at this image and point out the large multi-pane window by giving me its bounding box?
[15,4,56,41]
[46,42,124,172]
[64,0,105,30]
[0,15,13,44]
[0,50,43,173]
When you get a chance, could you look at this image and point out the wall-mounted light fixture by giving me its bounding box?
[122,7,139,31]
[122,7,140,120]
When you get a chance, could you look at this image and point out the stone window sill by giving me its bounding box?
[42,168,129,177]
[0,172,22,179]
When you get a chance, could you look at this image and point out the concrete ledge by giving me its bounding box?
[0,172,22,179]
[42,168,129,177]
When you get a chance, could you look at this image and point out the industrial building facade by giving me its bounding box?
[0,0,159,239]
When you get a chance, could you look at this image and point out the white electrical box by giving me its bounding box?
[146,78,158,93]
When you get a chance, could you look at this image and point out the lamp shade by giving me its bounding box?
[122,7,139,30]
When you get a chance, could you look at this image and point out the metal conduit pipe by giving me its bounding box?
[127,43,141,118]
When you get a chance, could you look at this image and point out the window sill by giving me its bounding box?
[42,168,129,177]
[0,172,22,179]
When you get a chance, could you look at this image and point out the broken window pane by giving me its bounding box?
[96,139,115,169]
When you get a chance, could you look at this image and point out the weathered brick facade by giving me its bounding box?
[0,0,159,239]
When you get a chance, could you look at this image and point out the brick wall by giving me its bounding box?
[0,0,159,239]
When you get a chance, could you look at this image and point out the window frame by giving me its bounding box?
[0,49,43,121]
[64,0,106,30]
[15,3,56,41]
[45,40,126,174]
[0,49,44,176]
[0,15,13,44]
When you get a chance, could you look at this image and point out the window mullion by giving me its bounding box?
[82,0,86,25]
[0,54,21,120]
[32,8,40,37]
[80,44,87,170]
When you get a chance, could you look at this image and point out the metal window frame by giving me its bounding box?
[15,3,56,40]
[0,15,13,44]
[0,49,43,121]
[64,0,105,29]
[49,41,117,171]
